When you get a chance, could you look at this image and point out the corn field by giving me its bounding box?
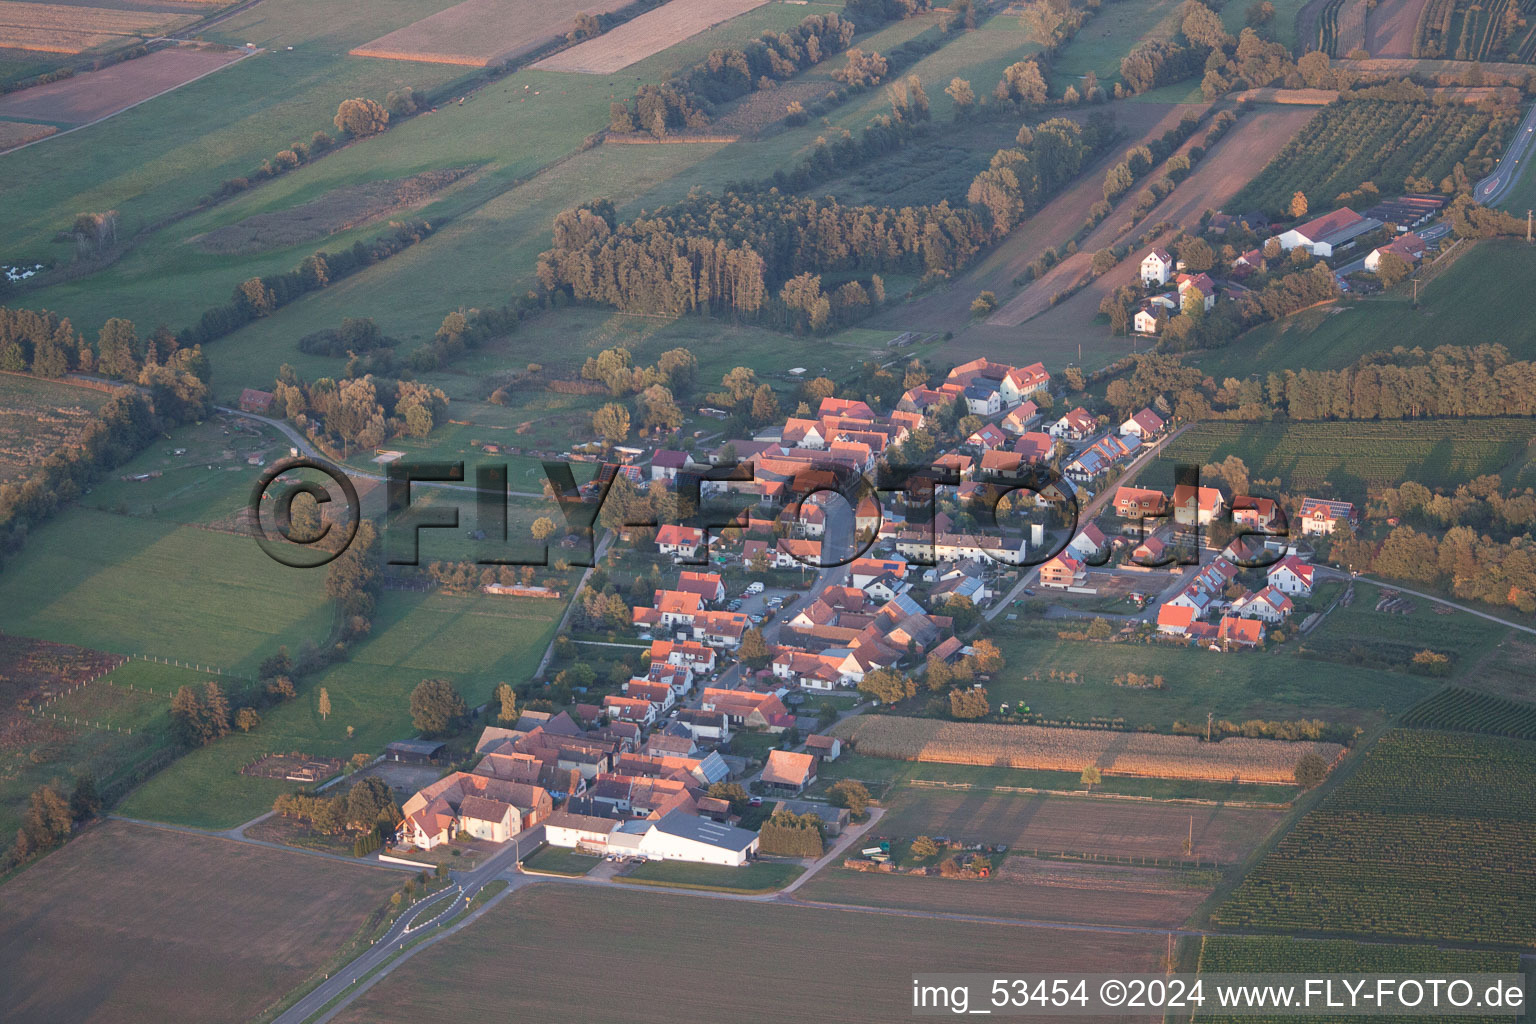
[834,716,1343,784]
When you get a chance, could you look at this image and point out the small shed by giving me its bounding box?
[385,739,445,764]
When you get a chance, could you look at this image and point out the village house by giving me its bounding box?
[656,524,705,559]
[1049,407,1097,441]
[967,422,1009,449]
[676,570,725,604]
[1133,302,1169,335]
[1232,496,1282,534]
[399,773,552,850]
[1012,431,1054,462]
[1217,615,1265,648]
[1172,483,1226,528]
[1067,522,1109,563]
[1296,497,1358,536]
[1000,401,1041,434]
[1232,585,1294,624]
[1132,534,1166,565]
[1267,554,1315,596]
[999,362,1051,405]
[1039,552,1086,588]
[1175,272,1217,312]
[963,381,1004,417]
[650,449,691,483]
[1119,408,1165,440]
[1140,247,1174,286]
[1114,485,1167,519]
[1364,231,1428,273]
[1157,604,1196,635]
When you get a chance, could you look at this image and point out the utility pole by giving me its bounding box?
[1527,210,1532,243]
[1412,277,1417,309]
[1206,711,1213,742]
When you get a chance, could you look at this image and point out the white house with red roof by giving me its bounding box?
[1049,407,1096,441]
[1267,555,1315,596]
[1175,272,1217,311]
[1157,604,1196,635]
[1141,248,1174,286]
[656,524,704,559]
[1297,497,1358,536]
[1067,522,1108,563]
[1232,585,1294,624]
[999,363,1050,405]
[1364,231,1428,272]
[1119,408,1165,439]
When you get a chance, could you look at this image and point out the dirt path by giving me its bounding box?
[1365,0,1430,58]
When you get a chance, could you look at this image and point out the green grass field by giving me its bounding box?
[620,858,804,894]
[987,619,1435,731]
[1295,582,1510,683]
[116,589,562,828]
[1191,240,1536,379]
[521,845,600,876]
[0,507,333,674]
[1138,417,1536,504]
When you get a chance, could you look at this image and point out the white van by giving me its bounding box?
[746,581,764,595]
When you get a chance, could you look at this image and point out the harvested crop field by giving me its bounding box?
[0,117,54,147]
[0,373,113,483]
[0,44,245,124]
[351,0,630,67]
[1364,0,1428,58]
[332,883,1170,1024]
[799,856,1213,928]
[876,787,1285,865]
[192,167,473,253]
[0,2,193,53]
[833,716,1344,784]
[534,0,766,74]
[0,819,401,1024]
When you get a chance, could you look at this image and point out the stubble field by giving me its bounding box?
[0,819,401,1024]
[331,883,1169,1023]
[351,0,630,66]
[533,0,766,74]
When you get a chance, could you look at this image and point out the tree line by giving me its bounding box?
[539,113,1110,322]
[608,12,865,138]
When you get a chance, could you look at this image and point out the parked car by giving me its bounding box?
[748,796,763,807]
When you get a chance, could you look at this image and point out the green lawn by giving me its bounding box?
[1190,240,1536,380]
[116,589,562,828]
[620,858,804,894]
[987,619,1435,731]
[0,507,333,674]
[1295,581,1510,683]
[521,846,601,876]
